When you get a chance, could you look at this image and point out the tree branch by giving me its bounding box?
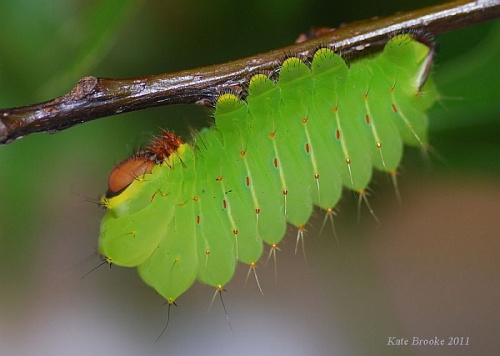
[1,0,498,144]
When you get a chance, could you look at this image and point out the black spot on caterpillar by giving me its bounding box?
[98,33,437,303]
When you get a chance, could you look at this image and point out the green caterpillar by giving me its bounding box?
[98,34,437,303]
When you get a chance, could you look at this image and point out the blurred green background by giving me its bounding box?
[0,1,498,355]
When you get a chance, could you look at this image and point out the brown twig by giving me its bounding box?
[0,0,498,144]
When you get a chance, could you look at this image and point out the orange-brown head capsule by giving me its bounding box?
[105,131,183,197]
[106,154,155,197]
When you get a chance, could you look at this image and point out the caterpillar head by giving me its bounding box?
[105,131,184,198]
[106,153,156,198]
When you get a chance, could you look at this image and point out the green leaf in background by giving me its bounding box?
[430,21,500,174]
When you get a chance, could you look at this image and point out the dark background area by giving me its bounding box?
[0,1,498,355]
